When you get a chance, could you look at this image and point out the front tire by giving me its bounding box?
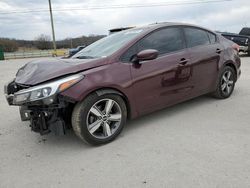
[72,93,127,145]
[212,66,236,99]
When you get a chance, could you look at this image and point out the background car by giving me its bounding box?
[68,45,86,57]
[220,27,250,56]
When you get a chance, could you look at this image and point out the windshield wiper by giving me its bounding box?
[74,56,96,59]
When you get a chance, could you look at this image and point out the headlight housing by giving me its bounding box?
[13,74,84,104]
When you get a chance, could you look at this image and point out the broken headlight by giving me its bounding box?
[13,74,84,104]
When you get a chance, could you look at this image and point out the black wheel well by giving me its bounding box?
[224,62,237,77]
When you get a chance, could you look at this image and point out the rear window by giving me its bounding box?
[184,27,210,48]
[239,27,250,36]
[207,32,217,43]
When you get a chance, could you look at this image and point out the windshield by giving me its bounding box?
[72,29,144,59]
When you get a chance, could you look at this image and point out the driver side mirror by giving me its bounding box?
[131,49,159,64]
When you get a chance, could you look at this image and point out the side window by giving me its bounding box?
[207,32,217,44]
[184,27,210,48]
[121,27,185,62]
[138,27,185,55]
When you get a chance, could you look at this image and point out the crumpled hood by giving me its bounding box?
[15,57,108,85]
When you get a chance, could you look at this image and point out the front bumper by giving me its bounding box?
[4,79,16,105]
[4,80,73,135]
[19,105,67,135]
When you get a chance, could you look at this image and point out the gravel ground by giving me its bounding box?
[0,57,250,188]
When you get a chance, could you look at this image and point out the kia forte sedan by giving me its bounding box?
[4,23,241,145]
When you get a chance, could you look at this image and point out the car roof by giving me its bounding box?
[130,22,215,34]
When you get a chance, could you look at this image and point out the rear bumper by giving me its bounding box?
[239,45,249,53]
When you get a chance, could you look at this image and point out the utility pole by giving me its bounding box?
[48,0,57,52]
[70,38,73,48]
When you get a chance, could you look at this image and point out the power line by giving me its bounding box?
[0,0,232,15]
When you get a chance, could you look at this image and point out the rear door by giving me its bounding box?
[183,27,223,94]
[122,27,193,115]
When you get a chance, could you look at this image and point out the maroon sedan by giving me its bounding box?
[5,23,241,145]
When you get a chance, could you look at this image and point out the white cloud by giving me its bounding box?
[0,0,250,39]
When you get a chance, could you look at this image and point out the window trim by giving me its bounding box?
[120,25,187,63]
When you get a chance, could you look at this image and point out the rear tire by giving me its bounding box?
[72,93,127,145]
[212,66,236,99]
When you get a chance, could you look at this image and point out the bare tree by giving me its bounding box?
[0,38,18,52]
[35,34,52,50]
[0,34,106,51]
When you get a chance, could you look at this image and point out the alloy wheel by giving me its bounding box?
[86,99,122,139]
[221,70,234,95]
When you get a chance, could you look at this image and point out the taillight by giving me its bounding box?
[232,43,240,52]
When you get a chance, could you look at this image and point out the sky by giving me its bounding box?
[0,0,250,40]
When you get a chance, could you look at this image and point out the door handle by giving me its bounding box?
[216,49,222,54]
[179,58,189,65]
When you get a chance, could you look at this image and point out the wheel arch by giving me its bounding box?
[87,87,132,119]
[222,60,237,78]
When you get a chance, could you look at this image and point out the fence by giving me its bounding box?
[3,49,69,60]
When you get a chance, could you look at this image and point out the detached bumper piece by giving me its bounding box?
[21,106,67,136]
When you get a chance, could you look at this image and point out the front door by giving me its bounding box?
[127,27,193,115]
[131,50,192,115]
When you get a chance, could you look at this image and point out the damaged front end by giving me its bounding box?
[4,74,84,135]
[19,101,70,135]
